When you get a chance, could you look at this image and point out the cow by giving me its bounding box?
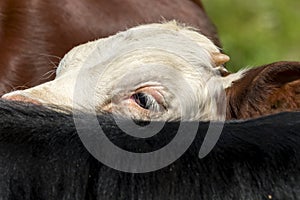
[3,22,300,120]
[0,0,219,96]
[0,99,299,199]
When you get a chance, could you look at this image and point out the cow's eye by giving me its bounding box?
[131,92,160,111]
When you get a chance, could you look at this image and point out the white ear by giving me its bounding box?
[211,52,230,66]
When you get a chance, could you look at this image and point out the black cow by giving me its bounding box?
[0,100,299,200]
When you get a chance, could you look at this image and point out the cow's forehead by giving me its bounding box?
[56,22,220,83]
[113,21,219,53]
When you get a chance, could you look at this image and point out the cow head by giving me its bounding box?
[4,22,300,121]
[3,22,239,121]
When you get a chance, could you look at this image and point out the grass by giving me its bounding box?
[202,0,300,71]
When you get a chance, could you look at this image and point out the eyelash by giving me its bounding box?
[131,92,161,112]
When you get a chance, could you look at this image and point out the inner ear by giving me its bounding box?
[270,67,300,85]
[226,61,300,119]
[266,64,300,111]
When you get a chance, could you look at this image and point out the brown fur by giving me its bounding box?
[0,0,220,95]
[226,61,300,119]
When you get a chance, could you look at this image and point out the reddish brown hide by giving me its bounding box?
[226,61,300,119]
[0,0,219,95]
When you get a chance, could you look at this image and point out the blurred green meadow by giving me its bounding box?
[202,0,300,72]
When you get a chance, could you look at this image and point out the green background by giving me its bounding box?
[202,0,300,72]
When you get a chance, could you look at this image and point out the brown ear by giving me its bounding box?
[226,61,300,119]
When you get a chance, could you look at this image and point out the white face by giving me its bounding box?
[2,22,240,121]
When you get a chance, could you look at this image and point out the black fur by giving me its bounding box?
[0,99,299,200]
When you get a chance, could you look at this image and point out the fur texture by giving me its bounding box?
[0,99,299,199]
